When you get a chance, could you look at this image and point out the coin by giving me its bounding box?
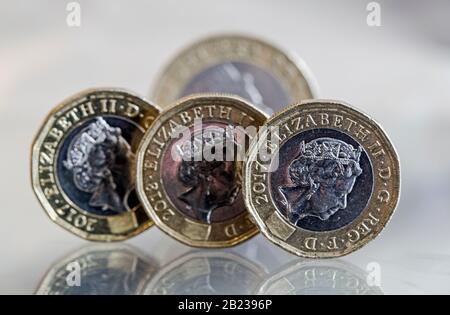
[244,100,400,258]
[142,250,265,295]
[150,34,318,115]
[136,94,268,247]
[36,244,158,295]
[31,88,160,241]
[257,259,383,295]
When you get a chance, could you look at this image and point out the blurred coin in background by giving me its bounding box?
[151,34,319,115]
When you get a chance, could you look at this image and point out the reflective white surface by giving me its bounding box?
[0,0,449,294]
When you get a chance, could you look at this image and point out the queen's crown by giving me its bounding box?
[299,137,362,164]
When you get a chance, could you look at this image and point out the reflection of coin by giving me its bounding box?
[143,251,265,295]
[244,100,400,258]
[136,94,268,247]
[36,244,158,295]
[150,34,318,115]
[31,88,160,241]
[258,260,383,295]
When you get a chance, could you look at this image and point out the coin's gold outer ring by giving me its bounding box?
[142,250,266,295]
[35,243,158,295]
[136,93,269,248]
[31,88,161,241]
[243,99,401,258]
[150,33,320,107]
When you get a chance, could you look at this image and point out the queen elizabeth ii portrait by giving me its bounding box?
[176,126,242,224]
[279,138,363,225]
[63,117,135,214]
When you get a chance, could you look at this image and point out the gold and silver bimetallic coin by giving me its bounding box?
[244,100,400,258]
[151,34,318,114]
[136,94,268,247]
[31,88,160,241]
